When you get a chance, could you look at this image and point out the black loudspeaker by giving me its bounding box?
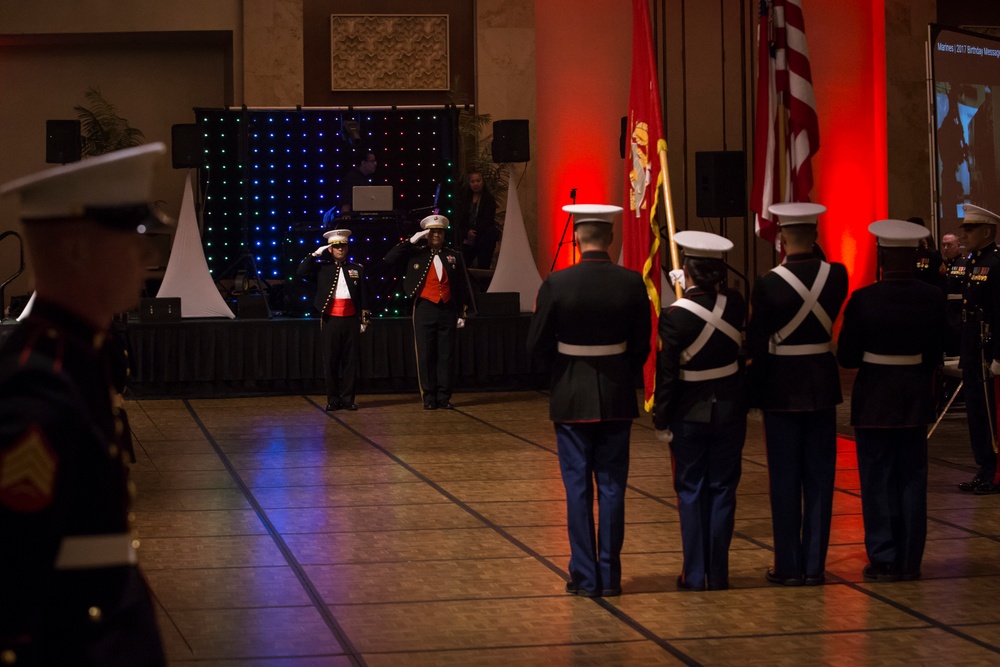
[138,297,181,322]
[237,294,270,319]
[492,119,530,163]
[45,120,81,164]
[171,124,204,169]
[695,151,746,218]
[476,292,520,316]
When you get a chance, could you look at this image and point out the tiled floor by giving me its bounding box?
[125,386,1000,666]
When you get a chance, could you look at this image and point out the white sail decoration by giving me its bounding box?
[156,171,235,318]
[487,165,543,312]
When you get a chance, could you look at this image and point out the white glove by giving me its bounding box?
[410,230,430,244]
[456,317,466,329]
[360,323,368,333]
[313,245,328,257]
[991,359,1000,376]
[655,429,674,443]
[668,269,686,290]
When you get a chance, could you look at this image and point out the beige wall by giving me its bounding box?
[477,0,537,254]
[885,0,938,228]
[244,0,303,106]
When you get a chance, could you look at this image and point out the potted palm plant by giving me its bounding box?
[74,87,144,156]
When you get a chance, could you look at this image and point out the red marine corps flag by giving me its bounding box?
[623,0,678,411]
[750,0,820,245]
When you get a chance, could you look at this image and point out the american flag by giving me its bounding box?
[750,0,820,244]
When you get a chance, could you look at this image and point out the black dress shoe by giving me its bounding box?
[804,574,826,586]
[899,570,921,581]
[325,402,341,411]
[565,581,599,597]
[862,563,900,582]
[601,587,622,597]
[423,401,437,410]
[959,475,987,492]
[974,480,1000,494]
[343,403,358,411]
[676,575,705,591]
[438,401,454,410]
[765,567,803,586]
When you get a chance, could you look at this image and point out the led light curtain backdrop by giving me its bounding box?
[194,108,459,317]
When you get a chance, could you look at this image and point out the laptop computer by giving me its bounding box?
[352,185,393,213]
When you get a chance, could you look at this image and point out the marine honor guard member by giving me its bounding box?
[746,202,848,586]
[0,144,169,665]
[654,230,746,592]
[955,203,1000,494]
[296,228,370,411]
[943,231,967,358]
[527,204,651,598]
[383,214,470,409]
[837,219,947,582]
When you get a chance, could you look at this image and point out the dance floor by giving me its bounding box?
[127,386,1000,666]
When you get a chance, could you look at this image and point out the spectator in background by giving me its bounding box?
[339,152,377,215]
[941,232,963,264]
[942,230,965,357]
[907,217,945,292]
[455,168,499,269]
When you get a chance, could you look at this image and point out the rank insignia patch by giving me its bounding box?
[0,426,58,512]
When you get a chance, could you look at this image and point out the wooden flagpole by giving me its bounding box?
[657,146,682,298]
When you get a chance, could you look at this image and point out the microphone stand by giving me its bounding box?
[550,188,578,272]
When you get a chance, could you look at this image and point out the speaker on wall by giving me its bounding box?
[45,119,82,164]
[695,151,746,218]
[492,119,530,163]
[171,124,204,169]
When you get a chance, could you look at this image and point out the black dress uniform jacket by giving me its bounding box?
[0,300,165,666]
[296,253,370,319]
[959,242,1000,369]
[747,253,849,410]
[914,246,945,292]
[837,273,948,426]
[944,254,967,357]
[654,287,746,429]
[383,240,471,316]
[527,251,651,422]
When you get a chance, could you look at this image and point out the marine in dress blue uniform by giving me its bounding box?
[653,231,746,591]
[837,220,948,582]
[944,243,967,358]
[0,145,170,666]
[955,204,1000,494]
[747,202,849,586]
[296,228,370,411]
[527,205,651,597]
[383,214,470,409]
